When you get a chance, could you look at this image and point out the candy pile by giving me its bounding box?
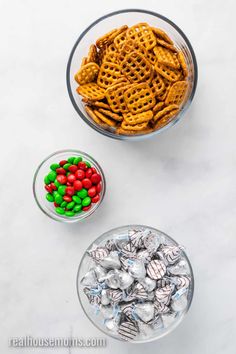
[44,156,102,217]
[80,227,192,341]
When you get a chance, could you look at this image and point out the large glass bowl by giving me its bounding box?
[77,225,194,343]
[67,9,198,141]
[33,150,106,223]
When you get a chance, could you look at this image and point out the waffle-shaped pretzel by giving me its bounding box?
[82,98,110,110]
[121,120,148,131]
[114,29,128,50]
[97,62,122,88]
[123,110,153,125]
[157,77,171,101]
[103,52,119,64]
[147,50,156,66]
[150,73,165,96]
[177,52,188,78]
[94,109,117,127]
[155,62,182,82]
[151,27,173,45]
[77,83,106,100]
[154,108,179,130]
[153,104,179,122]
[165,81,188,106]
[121,51,152,83]
[116,126,153,135]
[97,46,107,66]
[107,43,118,55]
[87,44,98,63]
[98,108,123,121]
[154,46,180,69]
[124,83,156,114]
[127,23,156,50]
[96,25,128,48]
[74,62,99,85]
[155,38,177,52]
[106,82,132,113]
[85,105,104,125]
[153,101,165,113]
[119,39,147,60]
[81,57,87,66]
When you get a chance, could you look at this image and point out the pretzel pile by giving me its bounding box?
[74,23,189,136]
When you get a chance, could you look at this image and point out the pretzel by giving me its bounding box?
[154,46,180,69]
[97,46,107,66]
[98,108,123,121]
[155,38,177,52]
[165,81,188,106]
[154,108,179,130]
[97,61,122,88]
[93,109,117,127]
[155,61,182,82]
[74,62,99,85]
[126,23,156,50]
[178,52,188,77]
[150,73,165,96]
[81,57,87,66]
[114,29,128,50]
[151,27,173,45]
[157,77,171,101]
[106,82,132,113]
[121,120,148,131]
[121,51,153,83]
[82,98,110,110]
[116,126,153,135]
[153,101,165,113]
[76,83,106,100]
[153,104,179,122]
[96,25,128,48]
[124,83,156,114]
[123,110,153,125]
[87,44,98,63]
[119,39,147,61]
[85,105,104,125]
[103,52,119,64]
[147,50,156,65]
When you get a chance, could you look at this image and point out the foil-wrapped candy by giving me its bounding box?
[155,285,173,305]
[139,277,157,292]
[81,269,97,287]
[167,260,189,275]
[129,229,147,248]
[170,275,190,290]
[87,247,109,261]
[94,265,107,282]
[161,245,183,265]
[100,251,121,269]
[134,302,155,323]
[143,232,160,252]
[128,259,146,279]
[118,321,138,341]
[171,293,188,312]
[146,260,166,280]
[136,249,152,263]
[101,289,110,305]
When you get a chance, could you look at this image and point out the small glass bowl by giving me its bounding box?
[67,9,198,141]
[77,225,194,343]
[33,150,106,223]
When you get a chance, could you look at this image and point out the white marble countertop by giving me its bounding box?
[0,0,235,353]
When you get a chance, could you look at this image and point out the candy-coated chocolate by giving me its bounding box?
[73,156,82,165]
[48,171,57,182]
[63,163,71,170]
[54,180,61,188]
[67,201,75,210]
[82,178,92,189]
[85,161,91,168]
[68,165,78,173]
[45,184,52,193]
[61,201,67,208]
[50,163,60,171]
[73,204,83,213]
[65,211,75,217]
[50,183,57,191]
[82,205,91,211]
[91,173,101,185]
[58,185,66,196]
[72,195,82,204]
[56,167,66,175]
[96,183,102,193]
[65,186,75,196]
[57,174,67,184]
[88,186,97,197]
[63,195,72,202]
[77,188,88,199]
[67,174,76,184]
[59,160,68,166]
[44,175,50,185]
[85,168,93,179]
[75,169,85,180]
[67,157,76,164]
[46,193,54,202]
[92,194,100,203]
[54,202,59,207]
[91,167,97,174]
[54,193,63,204]
[82,196,91,207]
[74,180,83,191]
[78,161,87,170]
[55,207,65,215]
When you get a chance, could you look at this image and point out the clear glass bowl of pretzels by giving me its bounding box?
[67,10,198,140]
[77,225,194,343]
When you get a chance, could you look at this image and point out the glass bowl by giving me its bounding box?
[33,150,106,223]
[67,9,198,141]
[77,225,194,343]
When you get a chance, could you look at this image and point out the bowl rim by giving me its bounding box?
[32,149,106,223]
[76,224,194,343]
[66,8,198,141]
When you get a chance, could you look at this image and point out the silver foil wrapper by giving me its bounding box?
[146,260,166,280]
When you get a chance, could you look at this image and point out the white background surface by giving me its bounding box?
[0,0,236,353]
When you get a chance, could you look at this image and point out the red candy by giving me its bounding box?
[75,169,85,180]
[74,180,83,191]
[86,168,93,179]
[51,183,57,191]
[83,205,91,211]
[91,167,97,174]
[67,174,76,184]
[96,183,102,193]
[57,174,67,184]
[68,164,78,173]
[45,184,52,193]
[63,195,72,202]
[56,167,66,175]
[92,195,100,203]
[59,160,68,166]
[82,178,92,189]
[54,202,59,207]
[66,186,75,196]
[91,173,101,185]
[78,161,87,170]
[88,186,97,197]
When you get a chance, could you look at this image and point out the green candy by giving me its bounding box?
[58,185,66,196]
[55,207,65,215]
[73,204,82,213]
[54,180,61,188]
[65,211,75,217]
[66,172,70,176]
[61,201,67,208]
[77,188,88,199]
[67,201,75,210]
[73,156,82,165]
[48,170,57,182]
[85,161,91,168]
[68,157,76,164]
[50,163,60,171]
[54,194,63,204]
[46,193,54,202]
[63,163,71,170]
[53,190,58,197]
[72,195,82,204]
[82,196,91,207]
[44,175,50,185]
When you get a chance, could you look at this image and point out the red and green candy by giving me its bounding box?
[44,156,102,217]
